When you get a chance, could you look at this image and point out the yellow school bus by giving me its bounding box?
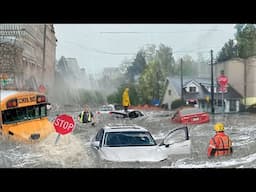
[0,90,54,143]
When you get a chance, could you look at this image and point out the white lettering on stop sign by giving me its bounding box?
[54,114,75,135]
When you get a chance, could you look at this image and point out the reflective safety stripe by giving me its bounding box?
[79,111,84,123]
[214,135,232,156]
[215,148,229,151]
[209,144,216,148]
[80,111,91,123]
[88,112,91,122]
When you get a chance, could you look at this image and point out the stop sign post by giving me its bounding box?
[217,74,228,114]
[53,114,75,144]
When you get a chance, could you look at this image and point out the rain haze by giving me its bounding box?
[55,24,236,75]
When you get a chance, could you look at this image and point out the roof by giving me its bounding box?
[167,76,242,100]
[167,76,217,96]
[103,125,149,133]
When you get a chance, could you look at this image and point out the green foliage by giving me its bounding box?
[109,44,176,106]
[171,99,185,109]
[172,55,198,77]
[77,89,106,106]
[126,50,147,82]
[107,83,140,105]
[235,24,256,58]
[217,39,238,62]
[156,43,175,77]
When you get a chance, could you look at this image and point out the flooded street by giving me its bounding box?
[1,106,256,168]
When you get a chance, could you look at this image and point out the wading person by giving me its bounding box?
[122,87,131,113]
[78,105,96,126]
[207,122,233,158]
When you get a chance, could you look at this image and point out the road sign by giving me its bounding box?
[217,75,228,93]
[217,75,228,87]
[54,114,75,135]
[39,84,46,93]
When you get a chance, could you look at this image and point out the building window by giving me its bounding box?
[168,90,171,96]
[189,87,196,93]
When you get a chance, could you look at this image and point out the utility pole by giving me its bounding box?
[180,58,184,104]
[42,24,46,83]
[244,59,247,108]
[211,50,215,114]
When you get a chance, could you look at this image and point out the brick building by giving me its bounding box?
[0,24,57,92]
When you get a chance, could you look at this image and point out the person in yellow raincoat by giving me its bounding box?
[122,88,131,112]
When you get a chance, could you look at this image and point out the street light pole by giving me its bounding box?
[42,24,46,83]
[211,50,215,114]
[180,58,184,104]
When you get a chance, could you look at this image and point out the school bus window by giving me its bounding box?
[17,108,26,121]
[2,104,48,124]
[35,106,40,118]
[27,106,38,119]
[40,105,46,117]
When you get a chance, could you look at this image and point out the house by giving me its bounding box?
[215,57,256,108]
[162,76,242,113]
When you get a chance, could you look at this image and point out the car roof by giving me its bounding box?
[102,124,149,132]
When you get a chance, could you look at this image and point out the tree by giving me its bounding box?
[156,43,175,77]
[174,55,197,76]
[217,39,238,62]
[137,59,165,104]
[235,24,256,58]
[107,83,140,105]
[126,50,147,82]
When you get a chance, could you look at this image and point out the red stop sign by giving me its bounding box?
[218,75,228,87]
[39,85,46,93]
[54,114,75,135]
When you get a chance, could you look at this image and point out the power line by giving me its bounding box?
[63,41,135,55]
[61,41,221,57]
[100,29,222,34]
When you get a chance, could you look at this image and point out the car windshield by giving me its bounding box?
[114,105,123,110]
[180,108,203,116]
[104,131,157,147]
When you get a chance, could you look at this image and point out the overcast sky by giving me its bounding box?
[54,24,236,75]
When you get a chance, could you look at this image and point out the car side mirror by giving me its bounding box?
[92,141,100,149]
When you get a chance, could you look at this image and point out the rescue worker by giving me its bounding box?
[78,105,96,126]
[207,122,233,158]
[122,87,131,113]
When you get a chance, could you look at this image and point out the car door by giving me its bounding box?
[171,111,181,123]
[159,126,191,155]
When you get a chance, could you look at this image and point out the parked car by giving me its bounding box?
[96,104,123,115]
[109,110,145,119]
[90,124,191,162]
[171,106,210,124]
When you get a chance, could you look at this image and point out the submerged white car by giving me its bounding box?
[91,124,191,162]
[96,104,123,115]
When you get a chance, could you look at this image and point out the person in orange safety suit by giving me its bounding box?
[207,122,233,158]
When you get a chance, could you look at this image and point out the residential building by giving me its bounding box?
[215,57,256,107]
[162,77,242,113]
